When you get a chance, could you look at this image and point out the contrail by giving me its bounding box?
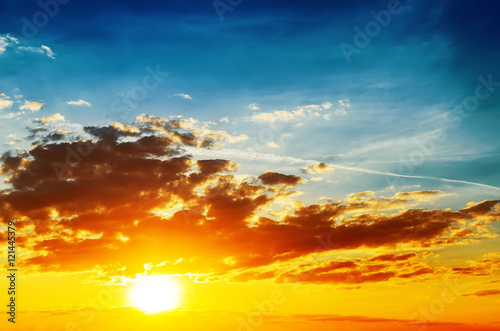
[184,147,500,191]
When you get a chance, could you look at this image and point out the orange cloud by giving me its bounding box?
[463,289,500,297]
[450,252,500,277]
[1,119,499,285]
[272,252,435,285]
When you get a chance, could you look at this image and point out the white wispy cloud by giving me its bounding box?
[0,34,55,59]
[20,100,44,112]
[18,45,56,59]
[4,134,22,147]
[0,93,14,110]
[67,99,91,107]
[174,93,192,100]
[0,35,19,55]
[41,45,55,59]
[321,102,333,109]
[0,111,22,120]
[334,99,350,116]
[248,101,348,123]
[249,103,261,110]
[249,104,323,122]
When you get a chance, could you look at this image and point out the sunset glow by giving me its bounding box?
[1,1,500,331]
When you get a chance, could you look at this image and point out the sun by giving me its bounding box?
[129,276,181,313]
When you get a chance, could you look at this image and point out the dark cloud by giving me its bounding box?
[1,120,498,284]
[259,171,302,186]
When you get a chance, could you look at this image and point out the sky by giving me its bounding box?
[1,0,500,330]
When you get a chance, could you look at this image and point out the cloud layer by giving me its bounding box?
[0,117,498,287]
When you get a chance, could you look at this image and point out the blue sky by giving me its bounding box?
[1,0,500,205]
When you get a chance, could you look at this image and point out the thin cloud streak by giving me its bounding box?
[185,147,500,191]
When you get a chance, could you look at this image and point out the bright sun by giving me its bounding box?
[129,276,181,313]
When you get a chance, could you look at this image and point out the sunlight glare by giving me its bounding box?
[129,276,181,313]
